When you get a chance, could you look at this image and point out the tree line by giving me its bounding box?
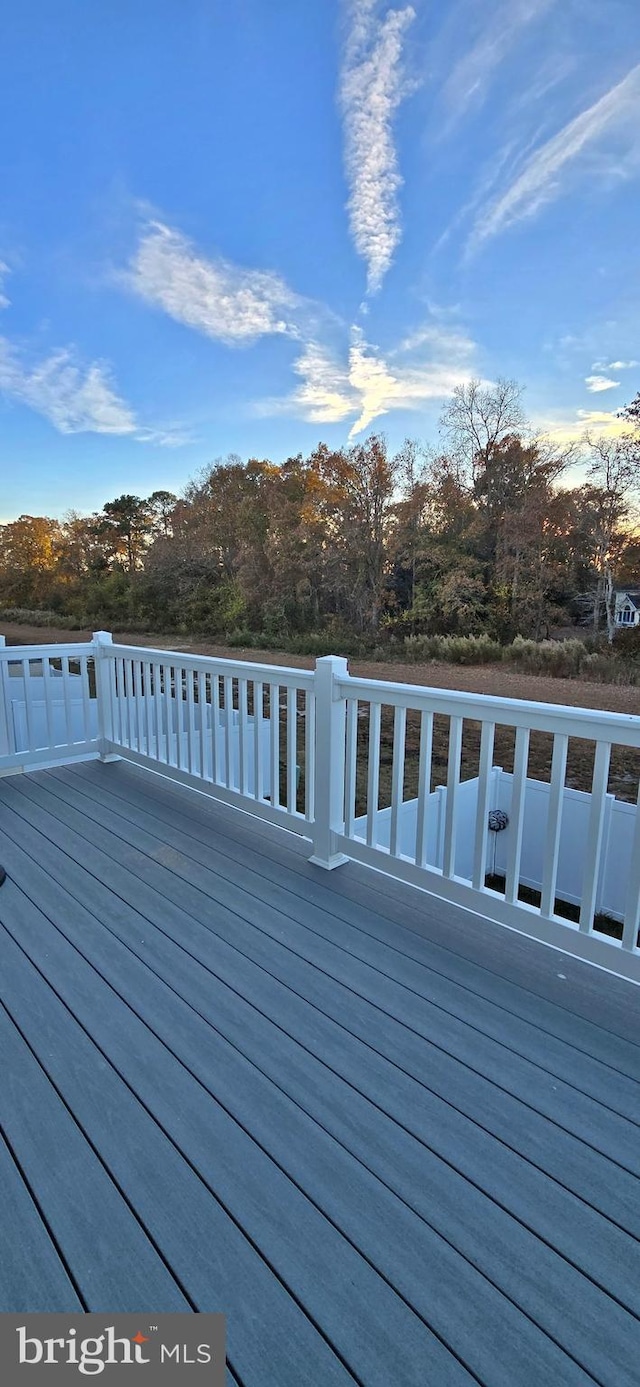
[2,380,639,647]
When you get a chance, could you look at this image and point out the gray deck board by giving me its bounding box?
[0,1134,83,1312]
[1,762,639,1386]
[0,897,357,1387]
[5,775,639,1236]
[2,778,640,1257]
[0,994,192,1313]
[0,825,638,1382]
[1,805,638,1329]
[45,764,640,1119]
[0,875,470,1387]
[69,759,640,1066]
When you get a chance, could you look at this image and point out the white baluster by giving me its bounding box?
[579,740,611,933]
[442,715,463,879]
[622,780,640,951]
[540,733,568,918]
[41,652,56,749]
[237,678,247,794]
[211,674,221,783]
[366,702,382,849]
[185,667,196,773]
[415,710,434,868]
[269,683,280,807]
[389,706,407,858]
[472,721,496,890]
[344,699,358,838]
[224,675,234,788]
[198,670,208,780]
[304,688,315,822]
[253,680,263,800]
[505,726,530,904]
[61,654,74,746]
[286,687,297,812]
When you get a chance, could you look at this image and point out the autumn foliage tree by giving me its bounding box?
[1,389,638,645]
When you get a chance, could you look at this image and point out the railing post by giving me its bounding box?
[92,631,120,762]
[0,635,13,758]
[309,655,350,870]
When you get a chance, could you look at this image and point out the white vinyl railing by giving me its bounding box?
[331,666,640,980]
[0,634,638,982]
[0,635,98,770]
[96,635,315,834]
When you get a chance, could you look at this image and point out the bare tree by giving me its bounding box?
[583,432,640,642]
[439,377,527,481]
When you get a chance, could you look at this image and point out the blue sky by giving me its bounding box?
[1,0,639,520]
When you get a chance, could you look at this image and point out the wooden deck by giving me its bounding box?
[0,759,638,1386]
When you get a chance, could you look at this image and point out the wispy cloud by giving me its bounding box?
[441,0,556,130]
[585,374,620,392]
[339,0,415,294]
[287,341,355,425]
[0,340,137,435]
[540,407,633,444]
[0,337,183,443]
[256,319,477,437]
[608,359,638,370]
[347,325,475,433]
[124,220,302,346]
[469,61,640,248]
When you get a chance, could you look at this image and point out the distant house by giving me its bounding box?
[614,589,640,628]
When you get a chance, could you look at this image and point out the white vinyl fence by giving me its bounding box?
[0,634,638,982]
[352,769,635,924]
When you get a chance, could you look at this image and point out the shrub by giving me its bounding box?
[403,633,503,665]
[226,628,260,648]
[503,636,588,678]
[399,629,640,684]
[613,626,640,661]
[0,606,79,629]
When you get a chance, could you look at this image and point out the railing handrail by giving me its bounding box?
[0,641,95,661]
[105,642,316,688]
[338,672,640,745]
[2,636,637,743]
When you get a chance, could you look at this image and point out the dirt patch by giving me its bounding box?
[3,622,639,802]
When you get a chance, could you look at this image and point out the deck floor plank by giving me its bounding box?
[4,775,639,1239]
[0,1133,84,1312]
[0,899,359,1387]
[0,991,189,1313]
[1,782,639,1282]
[1,763,639,1386]
[1,824,639,1383]
[2,811,639,1331]
[46,764,640,1119]
[0,875,474,1387]
[72,759,640,1056]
